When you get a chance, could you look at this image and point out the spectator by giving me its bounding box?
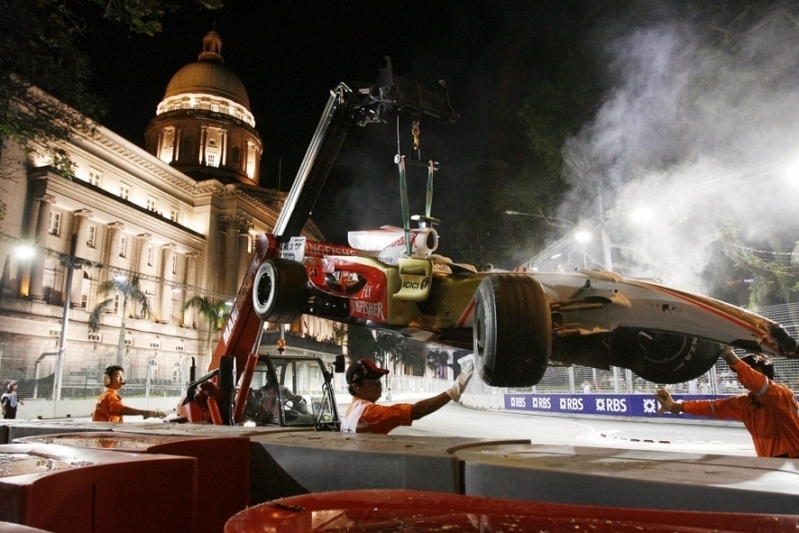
[655,346,799,458]
[92,365,166,422]
[1,381,23,419]
[341,357,473,434]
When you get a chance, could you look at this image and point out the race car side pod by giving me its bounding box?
[232,353,259,424]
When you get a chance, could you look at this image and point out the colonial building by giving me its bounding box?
[0,30,338,398]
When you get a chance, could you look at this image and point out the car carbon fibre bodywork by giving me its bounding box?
[253,230,798,388]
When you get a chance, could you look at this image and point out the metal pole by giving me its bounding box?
[54,234,78,403]
[597,185,614,272]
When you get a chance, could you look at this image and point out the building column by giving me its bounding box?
[238,231,251,288]
[200,125,208,165]
[158,243,176,323]
[173,127,180,162]
[104,222,124,269]
[182,252,200,327]
[29,194,56,301]
[156,130,164,160]
[69,209,92,306]
[136,233,152,274]
[219,216,239,296]
[220,129,228,166]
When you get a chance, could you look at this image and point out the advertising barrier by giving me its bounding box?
[504,393,722,418]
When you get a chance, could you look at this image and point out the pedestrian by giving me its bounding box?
[1,381,23,419]
[655,346,799,458]
[92,365,166,422]
[341,357,474,434]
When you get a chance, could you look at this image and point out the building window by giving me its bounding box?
[48,212,61,236]
[119,236,127,258]
[169,208,181,223]
[113,294,121,314]
[87,225,96,248]
[174,103,181,110]
[191,103,199,110]
[147,246,153,266]
[88,169,101,186]
[211,104,219,112]
[147,196,157,212]
[120,183,131,200]
[171,254,177,274]
[206,153,216,167]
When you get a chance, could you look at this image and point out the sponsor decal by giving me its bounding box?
[351,300,385,321]
[595,397,627,413]
[306,241,358,257]
[280,236,306,261]
[559,397,584,411]
[402,277,429,290]
[502,393,732,418]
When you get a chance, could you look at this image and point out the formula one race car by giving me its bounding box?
[252,218,799,388]
[238,58,797,389]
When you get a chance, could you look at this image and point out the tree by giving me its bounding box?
[0,0,222,220]
[180,296,229,370]
[88,276,150,367]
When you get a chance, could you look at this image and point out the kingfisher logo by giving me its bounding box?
[351,300,385,321]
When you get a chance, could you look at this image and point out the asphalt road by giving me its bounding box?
[390,402,756,456]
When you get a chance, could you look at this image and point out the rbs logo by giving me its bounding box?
[558,397,584,411]
[509,396,526,408]
[595,398,628,412]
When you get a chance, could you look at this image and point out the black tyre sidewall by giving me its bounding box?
[475,275,552,387]
[252,259,305,324]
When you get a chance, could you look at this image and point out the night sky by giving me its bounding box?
[85,2,799,298]
[85,1,583,245]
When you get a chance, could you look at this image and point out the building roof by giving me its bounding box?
[163,30,251,109]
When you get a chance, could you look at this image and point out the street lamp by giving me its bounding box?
[574,231,592,268]
[54,234,85,403]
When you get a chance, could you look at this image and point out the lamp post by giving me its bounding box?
[54,234,84,403]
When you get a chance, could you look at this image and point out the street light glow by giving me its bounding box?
[14,243,35,260]
[574,231,592,244]
[629,206,653,224]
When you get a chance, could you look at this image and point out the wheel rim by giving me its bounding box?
[255,264,275,309]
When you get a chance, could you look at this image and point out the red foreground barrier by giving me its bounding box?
[16,432,250,533]
[225,489,798,533]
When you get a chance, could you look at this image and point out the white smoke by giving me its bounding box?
[557,5,799,293]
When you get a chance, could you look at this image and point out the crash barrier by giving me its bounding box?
[14,432,250,533]
[224,489,799,533]
[0,442,196,533]
[463,392,799,421]
[1,421,798,526]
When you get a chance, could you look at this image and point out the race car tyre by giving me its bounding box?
[474,275,552,387]
[609,329,724,384]
[253,259,306,324]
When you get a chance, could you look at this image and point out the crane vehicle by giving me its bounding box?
[178,57,458,425]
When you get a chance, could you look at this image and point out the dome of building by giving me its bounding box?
[163,30,250,109]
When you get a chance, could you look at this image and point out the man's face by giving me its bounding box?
[355,378,383,402]
[108,370,125,390]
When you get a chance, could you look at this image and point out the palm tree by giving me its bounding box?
[88,276,150,367]
[180,295,229,371]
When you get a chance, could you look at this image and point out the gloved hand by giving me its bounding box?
[447,362,474,401]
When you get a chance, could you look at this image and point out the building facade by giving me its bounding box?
[0,30,336,399]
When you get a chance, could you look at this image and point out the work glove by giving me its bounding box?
[447,361,474,402]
